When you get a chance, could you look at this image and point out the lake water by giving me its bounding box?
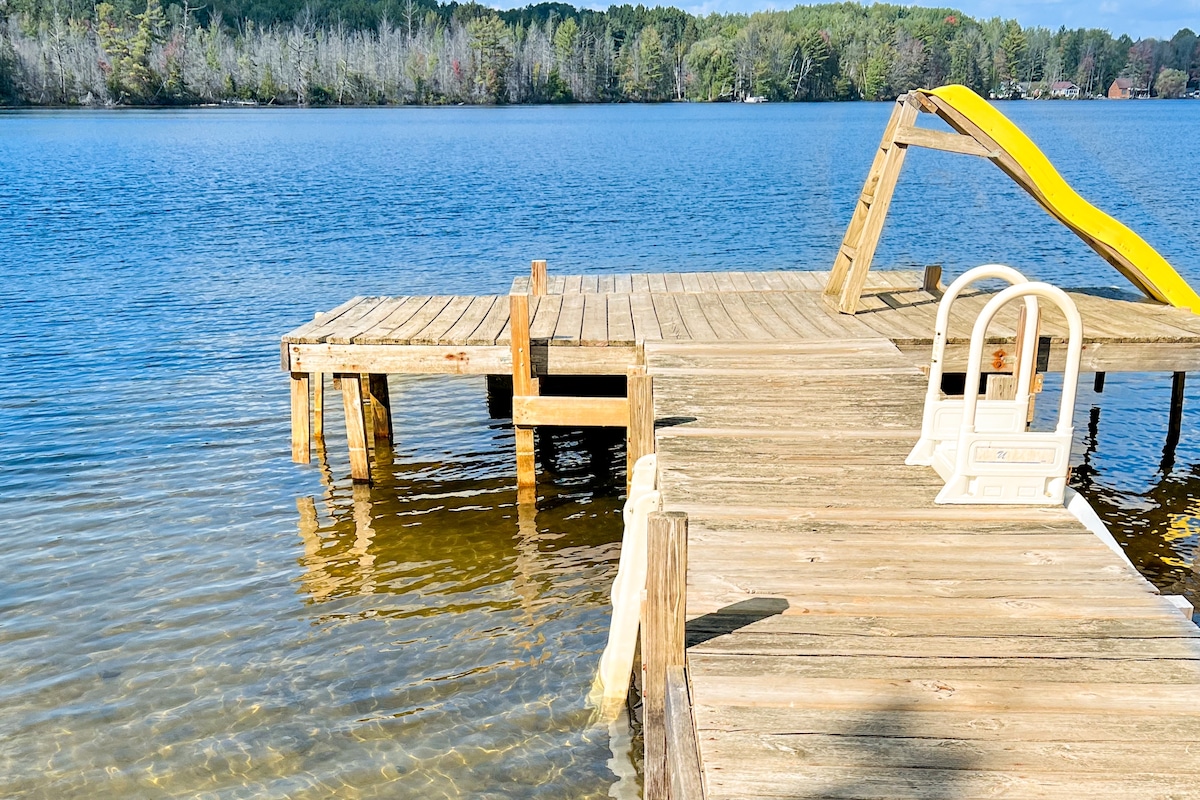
[2,100,1199,798]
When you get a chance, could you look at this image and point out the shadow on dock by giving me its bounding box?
[685,598,790,648]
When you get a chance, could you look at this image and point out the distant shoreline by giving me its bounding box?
[2,1,1196,108]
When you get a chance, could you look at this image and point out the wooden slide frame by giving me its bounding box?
[823,87,1200,314]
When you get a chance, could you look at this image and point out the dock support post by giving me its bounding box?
[511,292,538,489]
[530,259,548,296]
[627,367,655,492]
[1168,372,1186,449]
[290,372,310,464]
[339,372,371,483]
[367,374,393,445]
[644,511,688,800]
[312,373,324,441]
[922,265,943,295]
[1094,372,1106,393]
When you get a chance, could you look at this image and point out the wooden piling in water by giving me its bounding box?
[367,374,392,444]
[312,372,324,440]
[643,511,688,800]
[1168,371,1186,448]
[339,372,371,483]
[290,372,310,464]
[510,292,537,488]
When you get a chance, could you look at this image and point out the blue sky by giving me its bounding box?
[591,1,1199,40]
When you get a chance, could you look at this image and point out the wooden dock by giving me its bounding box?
[645,337,1200,798]
[282,267,1200,797]
[283,268,1200,482]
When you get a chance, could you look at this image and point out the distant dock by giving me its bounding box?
[282,265,1200,797]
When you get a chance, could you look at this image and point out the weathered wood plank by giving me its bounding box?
[674,293,719,340]
[553,293,586,343]
[283,296,369,343]
[607,294,636,346]
[580,293,609,346]
[439,295,498,345]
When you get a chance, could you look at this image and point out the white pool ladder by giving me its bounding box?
[590,454,661,720]
[907,264,1041,467]
[931,281,1084,504]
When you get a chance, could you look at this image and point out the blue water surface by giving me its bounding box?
[1,100,1199,798]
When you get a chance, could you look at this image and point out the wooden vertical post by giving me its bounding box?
[312,372,324,440]
[358,375,376,454]
[511,292,537,488]
[339,372,371,483]
[627,367,655,491]
[825,97,920,314]
[922,265,943,295]
[1094,372,1106,393]
[643,511,688,800]
[530,259,548,296]
[367,374,393,444]
[1168,372,1186,449]
[290,372,310,464]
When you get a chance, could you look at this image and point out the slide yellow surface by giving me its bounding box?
[918,84,1200,312]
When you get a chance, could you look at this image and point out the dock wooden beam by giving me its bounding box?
[892,124,998,158]
[643,511,688,800]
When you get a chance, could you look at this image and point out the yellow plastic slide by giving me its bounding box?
[917,84,1200,312]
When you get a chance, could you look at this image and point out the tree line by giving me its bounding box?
[1,0,1197,106]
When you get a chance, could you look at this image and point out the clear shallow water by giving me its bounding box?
[2,101,1199,797]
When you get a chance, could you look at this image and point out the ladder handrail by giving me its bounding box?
[924,264,1040,412]
[958,282,1083,442]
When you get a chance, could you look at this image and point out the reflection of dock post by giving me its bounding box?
[290,372,310,463]
[352,483,377,595]
[643,511,688,800]
[339,372,372,483]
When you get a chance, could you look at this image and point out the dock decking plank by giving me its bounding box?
[385,296,454,343]
[580,293,609,346]
[606,294,636,346]
[410,295,474,345]
[464,295,510,346]
[651,293,690,340]
[673,293,718,340]
[284,296,370,343]
[528,294,562,340]
[325,296,414,344]
[553,293,586,343]
[629,291,662,341]
[435,295,497,345]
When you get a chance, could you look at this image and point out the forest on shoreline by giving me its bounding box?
[1,0,1197,107]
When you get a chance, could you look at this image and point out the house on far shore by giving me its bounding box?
[1050,81,1081,98]
[1108,78,1150,99]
